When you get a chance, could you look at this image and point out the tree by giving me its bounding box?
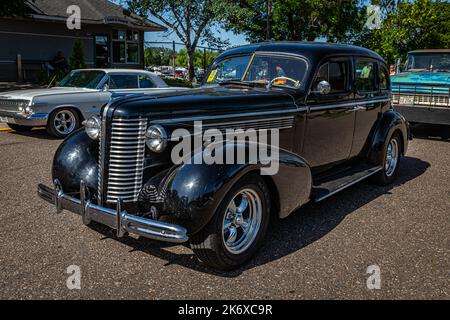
[175,48,188,67]
[0,0,29,17]
[126,0,252,81]
[358,0,450,64]
[70,39,86,69]
[145,47,175,66]
[228,0,363,43]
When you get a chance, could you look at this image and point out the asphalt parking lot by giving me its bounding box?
[0,124,448,299]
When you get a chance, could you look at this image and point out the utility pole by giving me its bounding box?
[172,40,176,75]
[266,0,272,41]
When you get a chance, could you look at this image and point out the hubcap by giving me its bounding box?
[222,188,262,255]
[54,110,76,135]
[385,138,399,177]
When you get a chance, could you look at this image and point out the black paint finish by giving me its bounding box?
[48,42,409,236]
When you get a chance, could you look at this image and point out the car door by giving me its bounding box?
[349,58,385,157]
[302,57,355,168]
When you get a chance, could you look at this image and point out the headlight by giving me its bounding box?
[145,125,168,153]
[85,116,101,140]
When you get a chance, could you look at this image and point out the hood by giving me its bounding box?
[391,71,449,86]
[112,85,299,120]
[0,87,97,100]
[391,72,449,94]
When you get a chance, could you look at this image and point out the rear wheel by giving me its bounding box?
[7,124,32,132]
[372,132,402,185]
[46,108,80,138]
[190,174,270,270]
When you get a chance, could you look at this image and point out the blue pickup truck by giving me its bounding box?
[391,49,450,125]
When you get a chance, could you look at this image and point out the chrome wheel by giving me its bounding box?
[53,110,76,135]
[385,138,399,177]
[222,188,262,255]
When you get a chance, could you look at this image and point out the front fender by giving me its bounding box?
[368,108,409,165]
[52,129,99,197]
[154,144,311,235]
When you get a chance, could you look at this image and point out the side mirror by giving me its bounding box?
[313,80,331,95]
[102,83,109,91]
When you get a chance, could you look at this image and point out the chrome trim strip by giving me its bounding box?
[308,98,391,111]
[151,108,301,124]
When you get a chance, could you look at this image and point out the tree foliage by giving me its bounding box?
[228,0,362,42]
[359,0,450,64]
[126,0,251,80]
[70,39,86,70]
[0,0,29,17]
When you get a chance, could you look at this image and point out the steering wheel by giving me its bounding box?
[270,76,300,88]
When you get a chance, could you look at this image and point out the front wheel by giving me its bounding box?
[372,132,402,185]
[190,174,270,270]
[46,108,80,138]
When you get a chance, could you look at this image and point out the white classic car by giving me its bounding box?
[0,69,186,137]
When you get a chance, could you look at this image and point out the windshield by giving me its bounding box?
[405,53,450,72]
[57,70,106,88]
[204,54,307,89]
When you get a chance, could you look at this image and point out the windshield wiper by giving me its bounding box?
[218,80,268,88]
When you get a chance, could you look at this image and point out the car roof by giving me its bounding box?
[216,41,385,64]
[70,69,169,87]
[72,68,156,74]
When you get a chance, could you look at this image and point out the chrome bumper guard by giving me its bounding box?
[37,179,188,243]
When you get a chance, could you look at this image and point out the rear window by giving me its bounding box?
[109,74,139,89]
[355,60,377,92]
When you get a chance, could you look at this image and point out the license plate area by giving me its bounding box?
[398,96,415,105]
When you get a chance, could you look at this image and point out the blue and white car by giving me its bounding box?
[392,49,450,125]
[0,69,186,137]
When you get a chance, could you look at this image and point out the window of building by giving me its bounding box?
[112,29,140,64]
[355,60,377,92]
[313,60,349,94]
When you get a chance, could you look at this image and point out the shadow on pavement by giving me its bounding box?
[411,123,450,142]
[90,156,430,277]
[8,127,61,140]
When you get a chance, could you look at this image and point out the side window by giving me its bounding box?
[139,75,155,88]
[313,60,349,94]
[379,64,389,91]
[109,74,139,89]
[355,60,376,92]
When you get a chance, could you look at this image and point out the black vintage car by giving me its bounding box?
[38,42,410,270]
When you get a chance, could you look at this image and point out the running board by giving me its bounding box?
[312,165,382,202]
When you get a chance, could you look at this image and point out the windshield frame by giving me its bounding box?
[202,52,310,91]
[57,70,107,89]
[405,53,450,72]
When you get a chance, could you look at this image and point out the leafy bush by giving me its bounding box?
[162,77,193,88]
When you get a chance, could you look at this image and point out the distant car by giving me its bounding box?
[391,49,450,125]
[0,69,186,137]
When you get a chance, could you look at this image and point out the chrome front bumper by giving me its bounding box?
[0,112,48,126]
[37,180,189,243]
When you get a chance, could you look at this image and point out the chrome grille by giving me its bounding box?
[0,99,29,112]
[393,94,450,107]
[105,118,147,203]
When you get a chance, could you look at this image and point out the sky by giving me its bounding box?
[144,19,249,50]
[112,0,249,50]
